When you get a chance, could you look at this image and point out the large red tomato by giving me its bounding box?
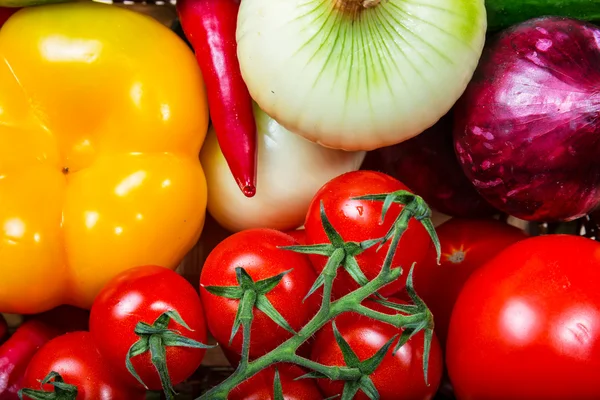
[21,332,145,400]
[90,265,208,391]
[229,364,322,400]
[304,171,431,298]
[447,235,600,400]
[200,229,320,358]
[413,218,527,345]
[310,299,443,400]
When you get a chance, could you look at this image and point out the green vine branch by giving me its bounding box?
[192,191,440,399]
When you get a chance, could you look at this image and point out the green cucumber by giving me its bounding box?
[0,0,68,7]
[486,0,600,32]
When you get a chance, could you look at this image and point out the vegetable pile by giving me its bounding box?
[0,0,600,399]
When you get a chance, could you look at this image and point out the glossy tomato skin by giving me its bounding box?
[311,299,443,400]
[229,364,322,400]
[89,265,208,390]
[21,331,145,400]
[284,228,306,245]
[200,229,320,358]
[447,235,600,400]
[304,171,430,298]
[413,218,527,346]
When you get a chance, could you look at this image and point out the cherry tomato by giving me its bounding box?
[447,235,600,400]
[310,299,443,400]
[413,218,527,345]
[229,364,323,400]
[89,265,208,391]
[200,229,320,358]
[304,171,430,298]
[285,229,306,245]
[21,331,145,400]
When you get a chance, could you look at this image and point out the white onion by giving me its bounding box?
[236,0,487,151]
[200,103,365,232]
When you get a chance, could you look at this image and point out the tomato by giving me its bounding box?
[89,265,208,391]
[229,364,323,400]
[20,331,145,400]
[413,218,527,346]
[304,171,431,298]
[310,299,443,400]
[200,229,320,358]
[285,228,306,245]
[446,235,600,400]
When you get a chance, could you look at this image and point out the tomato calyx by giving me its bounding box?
[281,201,381,299]
[374,267,435,384]
[353,190,441,266]
[273,369,285,400]
[301,321,398,400]
[125,310,214,400]
[198,188,443,399]
[203,267,296,367]
[18,371,77,400]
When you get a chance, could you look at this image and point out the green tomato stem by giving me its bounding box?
[197,254,413,399]
[196,192,439,399]
[292,356,362,380]
[380,210,411,275]
[349,304,425,327]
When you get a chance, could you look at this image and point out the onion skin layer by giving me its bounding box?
[236,0,487,151]
[454,17,600,222]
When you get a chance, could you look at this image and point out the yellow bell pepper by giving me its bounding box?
[0,3,209,314]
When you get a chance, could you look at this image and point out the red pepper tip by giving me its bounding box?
[241,184,256,198]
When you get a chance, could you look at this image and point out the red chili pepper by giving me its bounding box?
[177,0,258,198]
[0,320,59,400]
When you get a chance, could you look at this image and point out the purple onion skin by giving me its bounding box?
[454,17,600,222]
[378,112,498,218]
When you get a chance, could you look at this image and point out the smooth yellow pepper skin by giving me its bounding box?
[0,3,209,314]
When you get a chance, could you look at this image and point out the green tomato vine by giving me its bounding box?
[197,190,441,400]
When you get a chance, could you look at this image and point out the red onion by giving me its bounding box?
[453,17,600,222]
[378,112,497,218]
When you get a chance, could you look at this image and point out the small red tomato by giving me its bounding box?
[90,265,208,391]
[304,171,431,298]
[200,229,320,358]
[447,235,600,400]
[229,364,323,400]
[285,228,306,245]
[311,299,443,400]
[413,218,527,345]
[20,331,145,400]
